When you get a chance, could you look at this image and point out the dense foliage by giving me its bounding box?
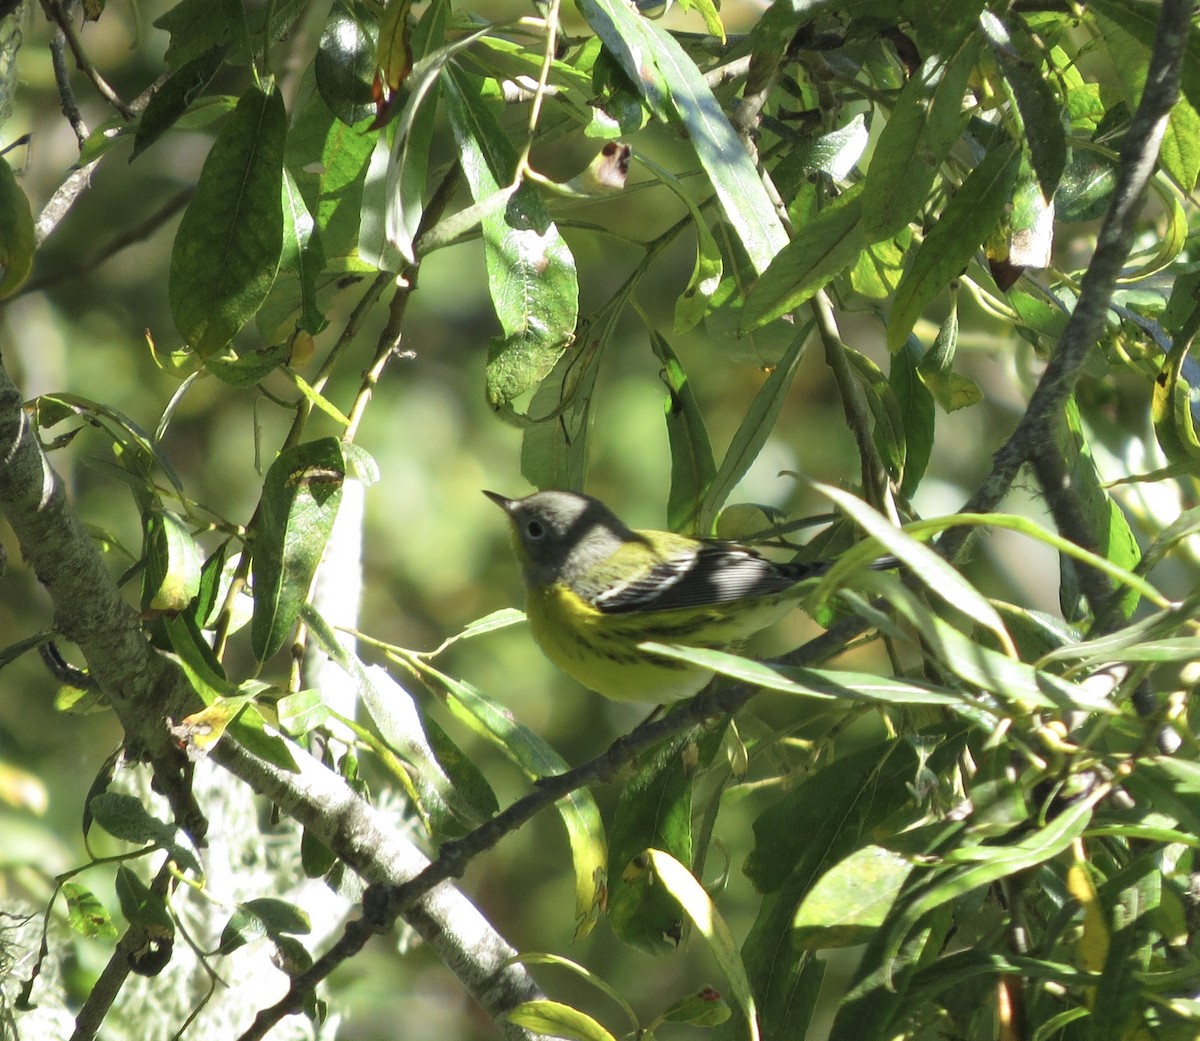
[2,0,1200,1039]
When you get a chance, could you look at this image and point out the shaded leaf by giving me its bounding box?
[443,66,579,408]
[649,330,716,534]
[886,139,1021,350]
[251,438,345,662]
[169,86,287,356]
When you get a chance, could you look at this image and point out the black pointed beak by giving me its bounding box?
[482,490,515,512]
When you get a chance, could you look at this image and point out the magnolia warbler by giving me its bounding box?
[485,489,886,703]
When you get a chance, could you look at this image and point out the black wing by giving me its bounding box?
[592,542,826,614]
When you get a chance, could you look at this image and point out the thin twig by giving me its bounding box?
[48,24,87,146]
[22,189,193,294]
[38,0,136,121]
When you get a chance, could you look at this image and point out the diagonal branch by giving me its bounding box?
[0,356,547,1039]
[941,0,1195,562]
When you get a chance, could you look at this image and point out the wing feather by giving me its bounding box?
[592,542,824,614]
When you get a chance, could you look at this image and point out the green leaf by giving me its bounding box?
[792,845,912,950]
[218,897,311,955]
[646,849,761,1041]
[980,11,1066,201]
[63,882,118,939]
[1151,338,1200,465]
[877,788,1103,979]
[280,169,327,335]
[639,645,966,708]
[115,865,174,933]
[442,66,579,408]
[358,0,451,268]
[315,2,376,126]
[859,41,979,241]
[741,184,865,329]
[608,724,724,951]
[169,86,287,356]
[89,792,202,875]
[505,1001,619,1041]
[1089,0,1200,191]
[154,0,237,69]
[519,332,605,491]
[743,0,841,99]
[142,507,203,613]
[1058,400,1141,619]
[649,330,717,534]
[251,438,345,662]
[917,292,983,413]
[132,46,229,159]
[699,328,810,530]
[886,139,1021,350]
[285,85,375,267]
[358,664,497,835]
[889,340,935,497]
[813,482,1015,656]
[1123,757,1200,838]
[575,0,787,273]
[413,662,607,939]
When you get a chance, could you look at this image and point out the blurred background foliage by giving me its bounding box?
[1,0,1199,1038]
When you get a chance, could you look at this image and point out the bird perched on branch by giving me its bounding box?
[485,488,889,703]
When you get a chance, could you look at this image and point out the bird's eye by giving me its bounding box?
[525,520,545,539]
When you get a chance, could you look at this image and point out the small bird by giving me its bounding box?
[485,488,883,703]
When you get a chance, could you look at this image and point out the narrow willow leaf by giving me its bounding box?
[576,0,786,273]
[626,156,723,335]
[443,66,579,409]
[280,168,327,335]
[699,328,809,530]
[792,845,912,950]
[1089,0,1200,191]
[0,160,34,298]
[649,330,717,534]
[646,850,761,1041]
[90,792,202,875]
[251,438,345,662]
[877,789,1103,984]
[859,41,979,241]
[132,45,228,158]
[285,86,375,267]
[1059,400,1140,618]
[917,292,983,412]
[143,508,202,613]
[886,139,1021,350]
[813,482,1015,656]
[519,327,606,491]
[375,0,414,95]
[641,19,786,275]
[415,661,607,939]
[358,665,496,835]
[980,11,1066,202]
[609,724,724,951]
[743,0,840,98]
[505,1001,619,1041]
[986,151,1055,288]
[639,645,965,708]
[170,86,287,357]
[890,340,935,497]
[741,185,865,329]
[1151,337,1200,465]
[154,0,237,69]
